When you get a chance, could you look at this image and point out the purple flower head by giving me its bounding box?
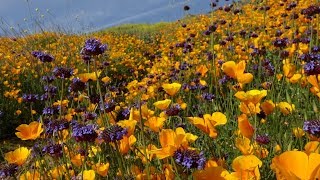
[72,123,98,142]
[101,99,116,113]
[0,164,18,178]
[165,104,181,116]
[32,51,54,63]
[44,119,69,136]
[303,120,320,137]
[42,75,56,83]
[173,148,206,170]
[69,78,86,92]
[100,124,127,143]
[22,94,39,103]
[81,38,107,56]
[44,85,58,94]
[255,134,270,145]
[42,143,64,158]
[53,67,73,79]
[202,93,215,101]
[304,61,320,75]
[42,106,59,116]
[273,38,289,48]
[82,112,97,121]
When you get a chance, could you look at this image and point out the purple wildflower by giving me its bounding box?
[42,143,64,158]
[72,123,98,142]
[100,125,128,143]
[173,148,206,170]
[22,94,39,103]
[81,38,107,56]
[32,51,54,63]
[53,67,73,79]
[303,120,320,137]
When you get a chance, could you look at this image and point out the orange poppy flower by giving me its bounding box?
[20,170,41,180]
[283,61,301,83]
[92,162,110,177]
[238,114,254,139]
[118,135,136,154]
[15,121,43,140]
[221,60,253,85]
[271,151,320,179]
[188,112,227,138]
[144,116,166,132]
[5,147,30,165]
[228,155,262,180]
[307,75,320,98]
[150,127,197,159]
[304,141,320,155]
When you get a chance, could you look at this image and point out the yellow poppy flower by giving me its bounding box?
[162,83,181,96]
[271,151,320,180]
[277,102,295,115]
[78,71,101,83]
[235,90,267,105]
[5,147,30,165]
[153,99,171,110]
[15,121,43,140]
[78,170,95,180]
[293,127,305,138]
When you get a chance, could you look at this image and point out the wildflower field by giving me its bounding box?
[1,0,320,179]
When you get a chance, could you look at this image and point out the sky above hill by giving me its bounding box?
[0,0,233,36]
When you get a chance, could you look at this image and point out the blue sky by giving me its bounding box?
[0,0,232,35]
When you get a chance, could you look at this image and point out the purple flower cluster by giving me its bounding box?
[304,61,320,75]
[72,123,98,142]
[303,120,320,137]
[301,5,320,19]
[69,78,86,92]
[44,119,69,135]
[53,67,74,79]
[42,143,64,158]
[42,106,59,116]
[32,51,54,63]
[100,125,127,143]
[173,148,206,170]
[81,38,107,56]
[82,112,97,121]
[273,38,289,48]
[0,164,18,178]
[165,104,181,116]
[22,94,39,103]
[255,134,270,145]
